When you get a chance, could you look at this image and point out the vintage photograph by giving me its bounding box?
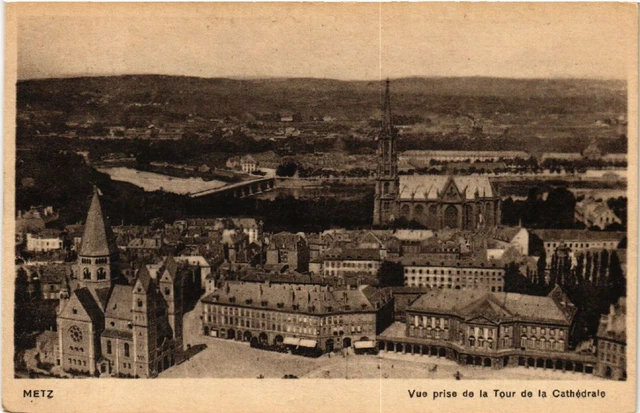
[6,2,635,392]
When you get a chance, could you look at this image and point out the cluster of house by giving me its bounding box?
[225,155,259,173]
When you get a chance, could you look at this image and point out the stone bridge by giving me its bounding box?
[188,177,276,199]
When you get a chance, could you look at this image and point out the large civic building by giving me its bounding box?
[201,281,394,352]
[373,80,501,229]
[377,286,599,373]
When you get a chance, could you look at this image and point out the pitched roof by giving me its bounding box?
[79,188,118,257]
[104,285,133,320]
[74,287,105,324]
[409,289,573,325]
[134,265,153,293]
[202,282,388,315]
[93,287,112,310]
[102,329,133,340]
[398,175,495,200]
[160,255,179,282]
[532,229,625,243]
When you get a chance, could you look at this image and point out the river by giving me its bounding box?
[98,167,227,195]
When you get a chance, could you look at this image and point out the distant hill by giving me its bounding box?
[17,75,626,123]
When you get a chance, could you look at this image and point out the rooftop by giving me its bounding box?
[398,175,495,201]
[409,287,574,325]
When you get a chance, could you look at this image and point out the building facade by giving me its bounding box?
[322,248,382,278]
[533,230,625,267]
[595,299,626,380]
[377,287,597,372]
[201,282,394,352]
[401,257,505,292]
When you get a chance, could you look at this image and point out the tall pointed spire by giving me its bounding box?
[381,78,393,138]
[80,187,118,257]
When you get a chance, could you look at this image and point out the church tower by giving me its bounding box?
[373,79,399,226]
[158,255,185,364]
[76,187,119,292]
[132,266,159,378]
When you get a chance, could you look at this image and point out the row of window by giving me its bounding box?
[106,341,130,357]
[546,241,617,249]
[600,352,624,364]
[405,268,502,276]
[522,326,564,338]
[207,315,372,334]
[600,341,624,354]
[325,261,376,269]
[406,276,502,283]
[68,358,87,367]
[520,337,565,351]
[82,267,107,280]
[205,305,373,325]
[406,282,503,292]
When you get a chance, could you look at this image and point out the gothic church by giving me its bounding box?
[373,80,501,229]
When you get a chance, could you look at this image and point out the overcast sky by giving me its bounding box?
[16,3,635,81]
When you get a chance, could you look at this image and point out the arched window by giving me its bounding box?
[383,182,390,195]
[137,299,143,308]
[164,287,171,296]
[106,340,112,354]
[83,268,91,280]
[124,343,130,357]
[97,268,106,280]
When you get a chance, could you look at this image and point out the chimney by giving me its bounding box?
[606,304,615,333]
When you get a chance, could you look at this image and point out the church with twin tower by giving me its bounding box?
[373,80,501,229]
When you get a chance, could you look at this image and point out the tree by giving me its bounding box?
[536,249,547,286]
[503,263,530,294]
[549,253,558,287]
[575,253,585,285]
[598,250,609,286]
[591,252,599,286]
[276,161,298,177]
[584,251,592,284]
[378,261,405,287]
[608,250,625,299]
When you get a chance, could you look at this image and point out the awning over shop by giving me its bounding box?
[299,339,318,348]
[283,337,300,346]
[353,340,376,349]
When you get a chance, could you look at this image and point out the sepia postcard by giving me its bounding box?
[3,3,638,413]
